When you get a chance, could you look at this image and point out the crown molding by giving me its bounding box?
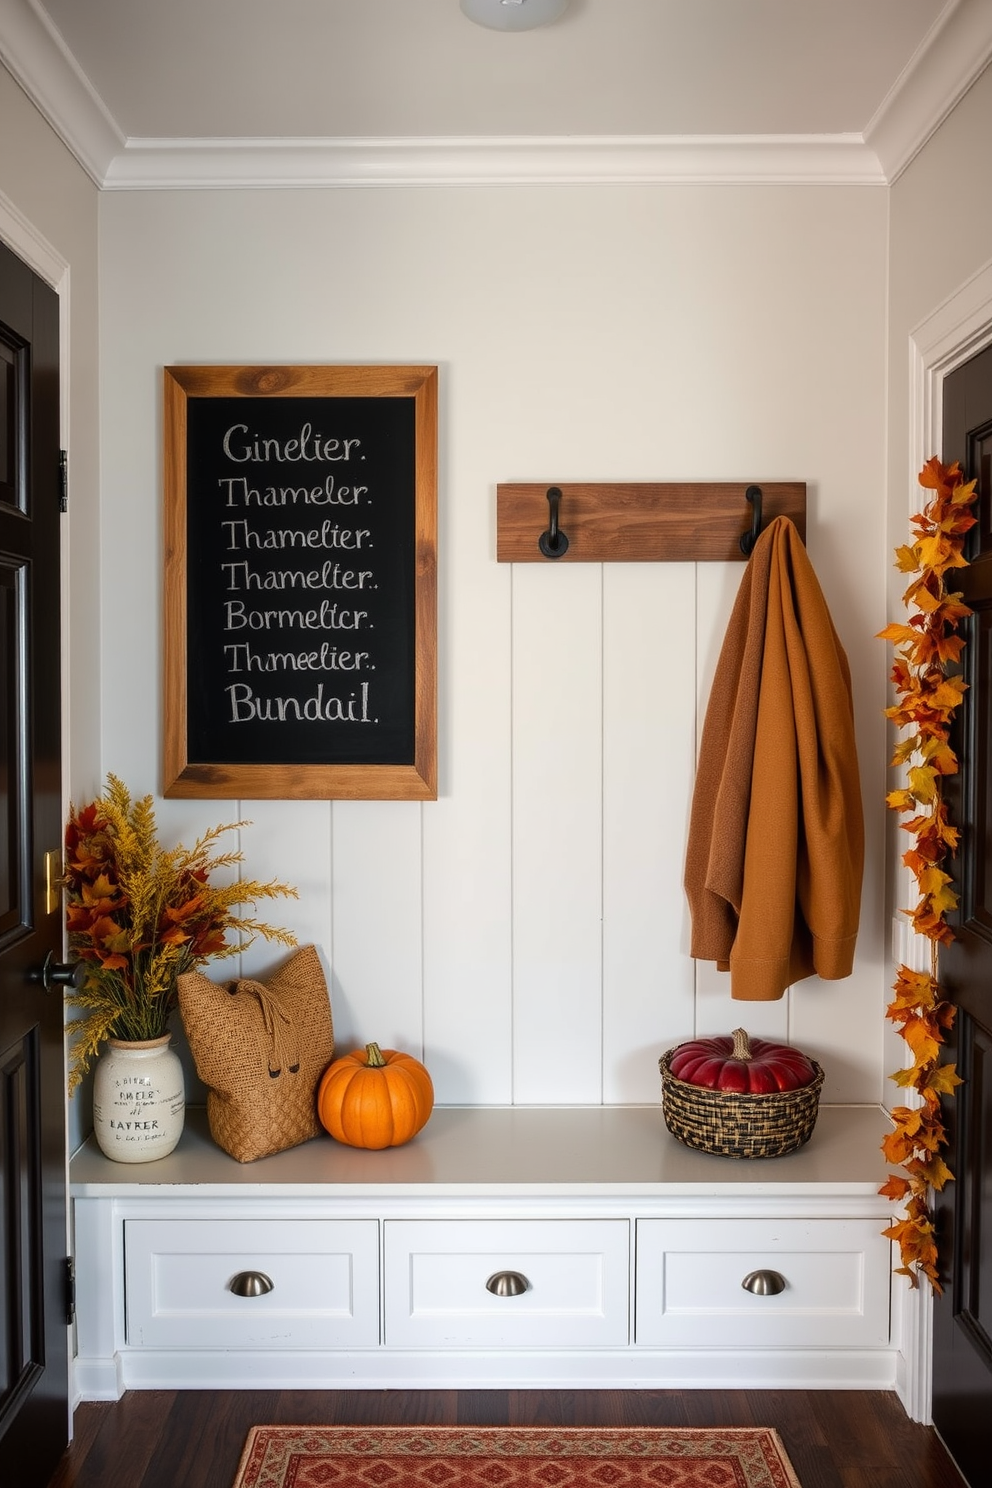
[0,0,986,191]
[865,0,992,182]
[102,134,884,190]
[0,0,123,185]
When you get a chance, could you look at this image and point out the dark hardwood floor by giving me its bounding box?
[46,1388,965,1488]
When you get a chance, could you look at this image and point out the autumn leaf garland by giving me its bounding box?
[877,456,976,1291]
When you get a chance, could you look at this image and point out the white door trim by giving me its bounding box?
[0,187,67,289]
[0,187,69,440]
[901,254,992,1426]
[911,256,992,475]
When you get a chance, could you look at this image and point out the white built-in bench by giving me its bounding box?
[70,1102,897,1399]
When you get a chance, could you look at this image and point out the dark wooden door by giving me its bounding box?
[0,238,68,1487]
[932,339,992,1486]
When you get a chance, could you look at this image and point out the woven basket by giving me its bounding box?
[178,944,334,1163]
[659,1047,824,1160]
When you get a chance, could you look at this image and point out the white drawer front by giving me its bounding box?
[384,1219,629,1347]
[124,1218,380,1348]
[635,1218,890,1348]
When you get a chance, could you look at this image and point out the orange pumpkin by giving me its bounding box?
[317,1042,434,1149]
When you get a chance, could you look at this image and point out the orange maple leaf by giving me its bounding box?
[918,455,961,493]
[919,738,958,775]
[901,1019,943,1066]
[918,1154,955,1191]
[894,544,921,573]
[927,677,968,711]
[930,633,966,665]
[920,1062,963,1097]
[877,621,921,647]
[907,765,939,803]
[890,737,921,767]
[887,967,940,1010]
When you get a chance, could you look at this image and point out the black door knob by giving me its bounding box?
[28,952,86,993]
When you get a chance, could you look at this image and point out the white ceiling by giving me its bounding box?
[27,0,952,139]
[1,0,991,188]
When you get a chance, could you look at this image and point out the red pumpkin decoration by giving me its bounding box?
[668,1027,817,1095]
[317,1042,434,1149]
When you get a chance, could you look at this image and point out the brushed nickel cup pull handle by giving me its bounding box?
[486,1270,530,1297]
[229,1270,274,1297]
[741,1269,786,1296]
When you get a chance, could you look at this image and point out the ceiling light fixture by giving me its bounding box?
[460,0,569,32]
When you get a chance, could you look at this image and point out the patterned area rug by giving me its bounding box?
[232,1425,803,1487]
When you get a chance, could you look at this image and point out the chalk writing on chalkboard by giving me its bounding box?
[163,366,437,801]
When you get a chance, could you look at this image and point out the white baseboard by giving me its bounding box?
[74,1345,898,1398]
[73,1355,126,1404]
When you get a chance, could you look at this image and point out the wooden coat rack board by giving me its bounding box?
[496,482,806,563]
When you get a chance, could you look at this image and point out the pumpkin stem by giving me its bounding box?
[364,1042,387,1068]
[731,1027,752,1062]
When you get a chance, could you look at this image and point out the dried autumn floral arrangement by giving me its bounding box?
[877,456,976,1289]
[64,774,298,1092]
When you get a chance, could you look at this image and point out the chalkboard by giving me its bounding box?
[163,365,437,799]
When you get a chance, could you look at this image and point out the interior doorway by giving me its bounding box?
[930,340,992,1488]
[0,234,69,1488]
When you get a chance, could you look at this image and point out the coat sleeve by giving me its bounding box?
[683,541,771,966]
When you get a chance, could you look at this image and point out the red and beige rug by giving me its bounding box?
[232,1424,802,1488]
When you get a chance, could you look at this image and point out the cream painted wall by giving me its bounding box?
[883,64,992,1092]
[97,181,889,1109]
[888,64,992,539]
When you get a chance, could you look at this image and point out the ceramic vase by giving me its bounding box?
[92,1034,185,1163]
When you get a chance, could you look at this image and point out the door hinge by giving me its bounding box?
[64,1256,75,1326]
[58,449,68,512]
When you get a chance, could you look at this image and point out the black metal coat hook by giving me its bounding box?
[539,486,569,559]
[739,485,764,555]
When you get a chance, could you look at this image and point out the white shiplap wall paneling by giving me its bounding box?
[236,797,334,982]
[790,971,884,1105]
[422,774,515,1105]
[693,562,748,738]
[420,465,514,1107]
[330,800,424,1060]
[694,958,791,1045]
[511,561,604,1104]
[81,178,896,1117]
[602,561,697,1104]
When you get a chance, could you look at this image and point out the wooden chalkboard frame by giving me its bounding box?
[163,364,437,800]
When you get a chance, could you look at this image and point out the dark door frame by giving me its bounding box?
[905,265,992,1425]
[0,200,71,1438]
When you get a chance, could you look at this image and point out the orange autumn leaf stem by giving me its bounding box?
[878,456,976,1291]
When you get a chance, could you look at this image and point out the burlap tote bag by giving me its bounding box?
[177,943,334,1162]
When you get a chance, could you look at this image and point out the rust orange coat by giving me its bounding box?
[684,516,864,1000]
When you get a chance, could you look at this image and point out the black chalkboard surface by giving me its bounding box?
[163,366,437,800]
